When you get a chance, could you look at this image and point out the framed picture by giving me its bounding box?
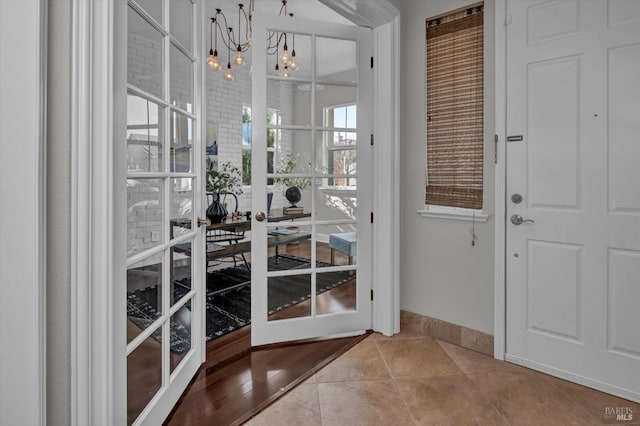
[206,121,218,156]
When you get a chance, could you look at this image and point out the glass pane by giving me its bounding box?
[170,300,192,373]
[316,85,357,125]
[266,32,312,80]
[127,257,163,344]
[136,0,163,25]
[170,0,193,52]
[316,37,357,82]
[271,177,312,216]
[128,6,163,98]
[170,43,193,112]
[328,148,357,179]
[127,179,163,258]
[171,243,192,307]
[206,270,251,340]
[317,224,357,267]
[273,129,313,169]
[267,274,311,321]
[170,112,193,172]
[317,270,356,315]
[170,178,193,239]
[267,224,312,272]
[316,131,356,176]
[314,178,357,221]
[127,93,164,173]
[127,331,162,425]
[267,79,310,127]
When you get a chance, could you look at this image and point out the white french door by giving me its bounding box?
[250,13,373,346]
[505,0,640,402]
[123,0,205,424]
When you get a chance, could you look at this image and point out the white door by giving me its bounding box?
[250,13,372,346]
[124,1,205,424]
[506,0,640,402]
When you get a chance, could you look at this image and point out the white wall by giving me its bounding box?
[398,0,495,334]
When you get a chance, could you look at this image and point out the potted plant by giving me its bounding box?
[206,158,243,223]
[273,154,311,208]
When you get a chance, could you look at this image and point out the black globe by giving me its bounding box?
[285,186,302,206]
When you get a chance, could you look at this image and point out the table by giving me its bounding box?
[172,210,311,264]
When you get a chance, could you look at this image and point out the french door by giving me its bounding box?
[250,14,373,346]
[123,0,205,424]
[505,0,640,402]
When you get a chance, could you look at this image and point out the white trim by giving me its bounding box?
[71,0,126,424]
[493,0,507,361]
[418,206,490,222]
[371,15,401,337]
[0,0,46,423]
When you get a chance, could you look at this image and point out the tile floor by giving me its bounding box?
[245,331,640,425]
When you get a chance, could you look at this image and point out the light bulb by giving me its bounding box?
[274,63,280,77]
[224,63,234,81]
[207,49,221,71]
[288,50,298,71]
[282,65,289,78]
[212,57,222,71]
[234,47,245,67]
[280,44,290,65]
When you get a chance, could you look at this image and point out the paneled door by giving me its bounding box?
[124,0,205,424]
[506,0,640,402]
[250,13,372,345]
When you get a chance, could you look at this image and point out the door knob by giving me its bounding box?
[255,211,266,222]
[197,217,209,227]
[510,214,535,225]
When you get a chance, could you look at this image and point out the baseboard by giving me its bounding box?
[400,310,494,357]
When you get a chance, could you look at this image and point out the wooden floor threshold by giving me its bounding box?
[165,331,371,426]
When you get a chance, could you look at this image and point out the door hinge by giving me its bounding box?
[370,289,374,301]
[371,56,374,68]
[494,134,498,164]
[370,212,374,223]
[370,134,374,146]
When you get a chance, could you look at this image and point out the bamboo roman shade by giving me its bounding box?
[425,5,484,209]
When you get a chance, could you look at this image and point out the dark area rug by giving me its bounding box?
[127,255,354,352]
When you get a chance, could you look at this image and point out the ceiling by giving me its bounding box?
[203,0,353,25]
[204,0,357,77]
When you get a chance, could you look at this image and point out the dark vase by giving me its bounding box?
[285,186,302,207]
[206,193,228,223]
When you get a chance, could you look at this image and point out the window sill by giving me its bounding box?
[319,187,357,196]
[417,206,489,222]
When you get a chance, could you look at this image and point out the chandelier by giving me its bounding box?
[206,0,300,81]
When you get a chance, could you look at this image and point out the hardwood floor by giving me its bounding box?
[165,332,370,426]
[127,240,359,424]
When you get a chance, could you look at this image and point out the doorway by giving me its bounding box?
[202,8,373,352]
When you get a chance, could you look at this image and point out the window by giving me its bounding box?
[425,3,484,210]
[241,106,278,186]
[324,104,357,188]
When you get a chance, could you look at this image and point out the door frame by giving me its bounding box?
[493,0,507,361]
[67,2,400,425]
[0,0,47,424]
[70,0,128,424]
